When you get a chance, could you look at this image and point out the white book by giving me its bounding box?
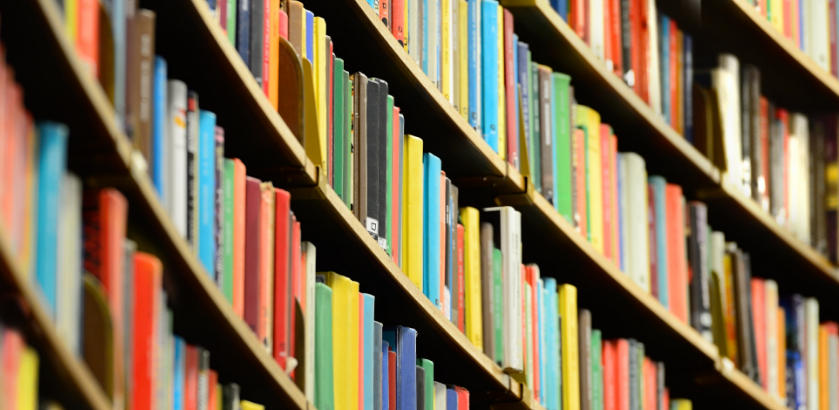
[56,173,82,357]
[623,153,650,292]
[434,382,447,410]
[805,0,831,72]
[829,332,838,410]
[484,206,523,373]
[764,279,779,399]
[618,155,630,273]
[429,0,440,87]
[713,55,744,194]
[589,0,605,61]
[805,297,820,410]
[303,241,317,402]
[409,0,421,65]
[167,80,189,239]
[789,113,811,243]
[646,0,661,116]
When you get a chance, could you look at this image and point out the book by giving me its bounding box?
[416,366,426,410]
[324,272,357,410]
[481,222,496,360]
[665,184,687,323]
[481,0,500,151]
[152,57,168,199]
[418,359,434,410]
[374,322,384,410]
[404,135,425,290]
[559,284,579,410]
[244,177,263,336]
[687,202,712,342]
[621,153,649,292]
[166,81,189,238]
[648,176,667,307]
[467,0,482,132]
[460,207,483,349]
[553,73,573,222]
[56,173,83,356]
[197,111,218,274]
[128,10,156,164]
[424,153,443,308]
[274,188,292,370]
[383,326,418,410]
[132,253,163,410]
[579,309,592,410]
[315,282,336,410]
[363,294,376,410]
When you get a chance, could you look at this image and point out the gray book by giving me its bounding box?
[579,309,592,410]
[480,222,495,361]
[416,365,426,410]
[628,339,638,410]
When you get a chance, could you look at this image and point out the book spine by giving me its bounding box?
[223,160,236,304]
[457,224,466,331]
[659,15,669,121]
[503,10,517,168]
[481,0,499,151]
[393,0,406,45]
[539,68,554,204]
[131,254,163,410]
[237,0,250,63]
[468,0,482,132]
[198,111,218,274]
[554,74,573,221]
[136,11,157,168]
[250,0,265,86]
[688,202,712,342]
[186,92,200,248]
[167,81,189,239]
[76,0,100,77]
[214,127,225,286]
[683,34,693,143]
[647,183,658,299]
[424,153,443,309]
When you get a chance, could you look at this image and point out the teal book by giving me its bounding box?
[423,153,442,308]
[591,329,603,410]
[36,121,69,318]
[386,95,394,255]
[480,0,500,152]
[222,159,235,304]
[333,58,346,202]
[545,278,559,410]
[552,73,572,222]
[649,175,668,309]
[315,283,335,410]
[197,110,217,274]
[492,248,503,363]
[417,359,434,410]
[363,293,376,410]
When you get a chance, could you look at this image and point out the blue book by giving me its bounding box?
[446,388,457,410]
[152,56,168,197]
[551,0,568,21]
[683,34,693,143]
[422,0,429,74]
[374,322,384,410]
[172,336,186,410]
[306,10,314,62]
[207,0,217,13]
[382,340,390,410]
[423,153,442,309]
[198,110,217,274]
[544,278,559,410]
[799,0,805,49]
[36,121,69,318]
[112,0,126,131]
[781,295,805,407]
[382,326,418,410]
[363,294,376,410]
[481,0,499,152]
[649,176,668,309]
[467,0,482,132]
[659,14,670,125]
[236,0,250,65]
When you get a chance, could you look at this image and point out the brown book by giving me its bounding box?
[480,222,495,361]
[128,10,156,167]
[742,65,761,203]
[352,73,369,223]
[244,177,263,336]
[288,1,306,59]
[579,309,593,410]
[278,37,304,142]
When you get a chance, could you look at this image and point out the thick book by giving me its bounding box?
[166,80,189,238]
[352,73,370,224]
[404,135,425,289]
[324,272,356,410]
[382,326,418,410]
[423,153,443,308]
[56,173,83,356]
[687,202,712,342]
[622,153,649,292]
[665,184,687,323]
[559,284,579,410]
[553,73,573,222]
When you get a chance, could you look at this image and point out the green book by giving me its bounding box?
[315,283,335,410]
[553,73,573,222]
[417,358,434,410]
[226,0,237,46]
[344,71,353,209]
[222,159,235,304]
[333,58,345,201]
[530,61,541,193]
[386,95,394,255]
[591,330,603,410]
[493,248,503,363]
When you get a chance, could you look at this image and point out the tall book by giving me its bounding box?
[404,135,425,290]
[559,284,579,410]
[461,207,483,349]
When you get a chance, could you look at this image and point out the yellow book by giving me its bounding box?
[303,60,324,177]
[216,384,223,410]
[65,0,77,43]
[459,0,469,120]
[349,280,360,410]
[18,347,39,410]
[670,400,692,410]
[820,324,829,410]
[240,401,265,410]
[770,0,783,34]
[497,4,506,162]
[460,207,483,350]
[314,18,328,175]
[404,0,410,52]
[269,0,280,110]
[325,271,354,410]
[577,106,603,254]
[403,135,424,290]
[442,0,452,103]
[558,284,579,410]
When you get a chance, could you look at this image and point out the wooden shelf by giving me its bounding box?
[719,362,787,410]
[0,229,112,410]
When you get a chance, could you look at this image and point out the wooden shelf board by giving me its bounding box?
[719,362,787,410]
[302,0,525,195]
[0,228,112,410]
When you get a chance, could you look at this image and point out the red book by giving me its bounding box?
[273,188,292,370]
[328,47,335,186]
[279,10,289,40]
[244,177,263,335]
[665,184,688,324]
[290,218,302,378]
[662,388,669,410]
[380,0,391,27]
[503,10,518,169]
[392,106,401,265]
[388,350,397,406]
[457,223,465,331]
[602,340,617,410]
[359,296,366,410]
[647,184,658,299]
[759,97,770,210]
[185,345,199,410]
[571,0,587,43]
[630,0,645,101]
[603,0,612,67]
[77,0,100,77]
[830,0,838,76]
[1,328,23,406]
[751,278,767,389]
[616,339,629,410]
[643,359,656,410]
[600,124,613,262]
[131,253,162,410]
[208,370,219,410]
[258,184,275,351]
[456,386,470,410]
[232,159,247,319]
[220,0,228,31]
[575,129,588,235]
[262,0,271,98]
[610,0,622,75]
[392,0,405,46]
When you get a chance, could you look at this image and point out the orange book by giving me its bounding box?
[83,188,128,405]
[778,307,786,401]
[609,0,622,75]
[131,252,163,410]
[758,0,767,17]
[821,322,838,409]
[258,183,276,352]
[273,188,292,369]
[604,0,612,68]
[185,345,199,410]
[232,159,247,318]
[616,339,629,410]
[665,184,688,323]
[530,267,540,400]
[644,359,656,410]
[208,371,219,409]
[76,0,100,77]
[1,328,24,406]
[268,0,280,108]
[602,340,616,410]
[751,278,767,389]
[570,0,587,44]
[574,129,587,235]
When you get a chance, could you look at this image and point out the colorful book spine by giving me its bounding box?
[481,0,499,151]
[424,153,443,309]
[197,111,218,274]
[152,57,168,199]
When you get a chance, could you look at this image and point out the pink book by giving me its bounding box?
[359,296,366,410]
[600,124,613,262]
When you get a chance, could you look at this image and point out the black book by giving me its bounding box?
[620,0,632,86]
[416,365,426,410]
[366,79,381,240]
[376,79,389,250]
[684,34,693,143]
[186,91,200,248]
[687,202,712,342]
[250,0,264,86]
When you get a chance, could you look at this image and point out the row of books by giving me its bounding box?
[695,55,839,262]
[0,321,59,410]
